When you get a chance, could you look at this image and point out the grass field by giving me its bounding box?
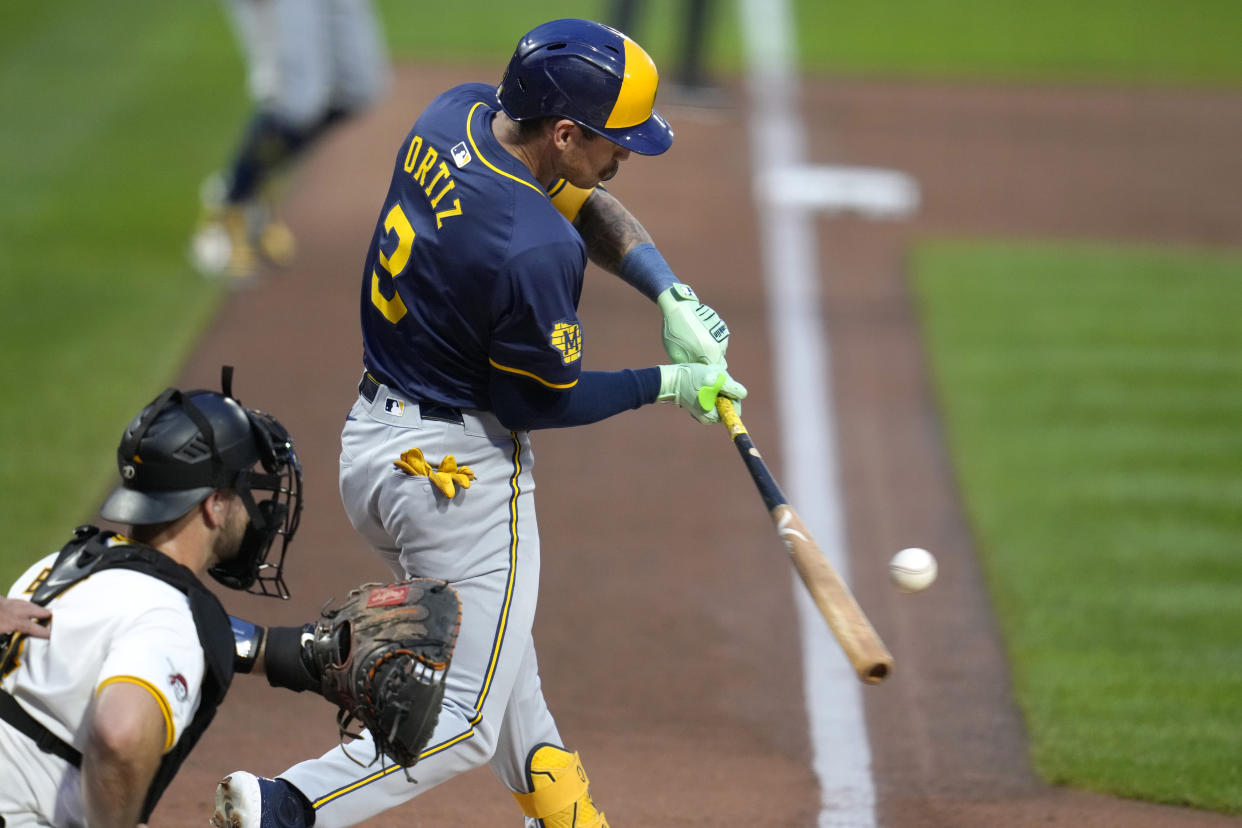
[375,0,1242,87]
[913,241,1242,812]
[3,0,1242,811]
[790,0,1242,86]
[1,3,245,578]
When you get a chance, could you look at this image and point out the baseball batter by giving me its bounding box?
[0,379,304,827]
[211,19,745,828]
[192,0,389,279]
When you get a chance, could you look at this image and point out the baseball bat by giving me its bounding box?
[715,397,893,684]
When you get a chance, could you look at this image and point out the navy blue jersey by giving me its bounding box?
[360,83,587,410]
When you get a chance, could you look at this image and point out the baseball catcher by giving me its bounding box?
[232,578,462,768]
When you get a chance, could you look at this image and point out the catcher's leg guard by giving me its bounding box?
[512,744,609,828]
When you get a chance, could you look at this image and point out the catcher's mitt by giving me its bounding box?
[307,579,461,768]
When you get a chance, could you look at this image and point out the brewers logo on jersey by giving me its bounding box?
[550,321,582,364]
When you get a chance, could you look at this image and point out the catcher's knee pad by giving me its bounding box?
[512,744,609,828]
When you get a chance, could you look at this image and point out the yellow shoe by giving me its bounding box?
[255,217,297,267]
[513,745,609,828]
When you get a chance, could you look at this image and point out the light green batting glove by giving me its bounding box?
[657,284,730,366]
[657,363,747,424]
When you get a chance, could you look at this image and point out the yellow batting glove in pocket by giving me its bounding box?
[395,448,476,498]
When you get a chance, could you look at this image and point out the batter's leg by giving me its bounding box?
[279,572,539,826]
[278,397,544,826]
[488,637,561,790]
[491,659,612,828]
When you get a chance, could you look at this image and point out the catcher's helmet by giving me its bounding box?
[497,18,673,156]
[99,367,303,597]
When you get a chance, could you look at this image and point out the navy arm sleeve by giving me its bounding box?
[490,366,661,430]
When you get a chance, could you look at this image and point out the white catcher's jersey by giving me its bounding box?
[0,546,206,827]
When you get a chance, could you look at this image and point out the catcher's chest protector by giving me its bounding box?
[0,526,235,822]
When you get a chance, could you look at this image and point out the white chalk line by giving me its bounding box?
[737,1,904,825]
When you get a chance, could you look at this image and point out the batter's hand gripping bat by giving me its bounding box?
[715,397,893,683]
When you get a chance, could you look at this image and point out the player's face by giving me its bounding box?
[563,125,631,188]
[212,493,251,563]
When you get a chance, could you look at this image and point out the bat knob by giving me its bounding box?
[698,373,727,411]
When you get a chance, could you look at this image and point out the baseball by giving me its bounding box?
[888,547,937,593]
[190,224,233,276]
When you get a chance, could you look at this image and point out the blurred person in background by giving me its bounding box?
[191,0,390,281]
[609,0,725,107]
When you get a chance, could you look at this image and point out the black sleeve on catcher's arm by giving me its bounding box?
[264,624,321,693]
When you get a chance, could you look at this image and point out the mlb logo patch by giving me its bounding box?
[450,141,472,168]
[385,397,404,416]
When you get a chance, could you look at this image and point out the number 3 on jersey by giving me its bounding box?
[371,203,415,324]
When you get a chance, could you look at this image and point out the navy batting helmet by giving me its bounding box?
[100,367,303,597]
[497,18,673,156]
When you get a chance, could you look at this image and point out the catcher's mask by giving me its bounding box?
[496,18,673,156]
[99,366,303,598]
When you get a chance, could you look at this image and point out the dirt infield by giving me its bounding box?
[152,66,1242,826]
